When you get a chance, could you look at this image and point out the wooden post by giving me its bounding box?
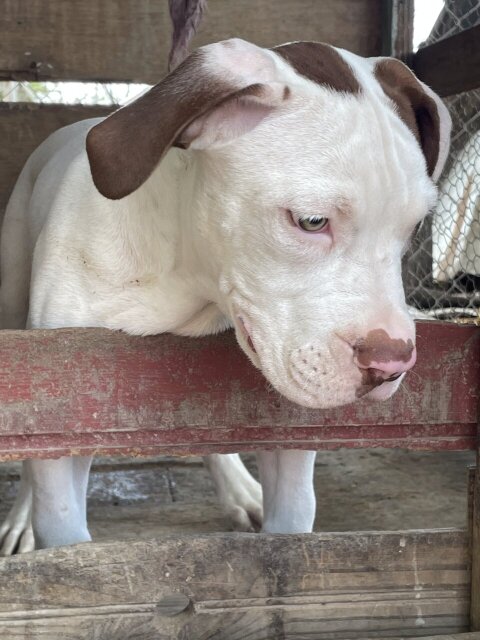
[470,419,480,628]
[381,0,414,60]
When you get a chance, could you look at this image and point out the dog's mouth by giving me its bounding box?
[357,374,405,401]
[355,363,405,399]
[233,317,405,407]
[237,316,257,354]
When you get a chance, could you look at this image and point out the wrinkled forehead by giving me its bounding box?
[198,41,441,226]
[220,92,436,225]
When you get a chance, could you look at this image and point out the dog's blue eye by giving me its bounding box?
[298,216,329,232]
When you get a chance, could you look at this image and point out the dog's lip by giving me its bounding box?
[357,374,404,400]
[236,315,257,354]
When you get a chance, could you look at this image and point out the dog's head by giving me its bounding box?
[86,39,451,409]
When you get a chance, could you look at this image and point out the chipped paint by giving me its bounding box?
[0,321,477,460]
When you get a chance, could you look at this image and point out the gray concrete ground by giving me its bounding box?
[0,449,474,543]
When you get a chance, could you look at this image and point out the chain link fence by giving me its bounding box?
[404,0,480,321]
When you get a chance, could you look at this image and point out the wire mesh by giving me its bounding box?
[427,0,480,42]
[403,0,480,320]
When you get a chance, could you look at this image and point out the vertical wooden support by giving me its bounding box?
[469,466,476,553]
[470,432,480,628]
[381,0,414,60]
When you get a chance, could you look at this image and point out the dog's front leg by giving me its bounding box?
[27,456,92,549]
[256,450,316,534]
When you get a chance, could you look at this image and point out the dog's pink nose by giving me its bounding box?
[353,328,417,380]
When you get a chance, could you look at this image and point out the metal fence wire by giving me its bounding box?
[403,0,480,320]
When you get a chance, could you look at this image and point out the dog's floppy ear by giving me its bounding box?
[86,39,287,200]
[374,58,451,182]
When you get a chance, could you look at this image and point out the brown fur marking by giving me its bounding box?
[273,42,360,94]
[86,50,260,200]
[374,59,440,177]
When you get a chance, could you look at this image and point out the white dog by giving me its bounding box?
[0,39,450,553]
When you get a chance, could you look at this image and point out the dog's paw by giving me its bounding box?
[0,497,34,556]
[217,470,264,532]
[205,453,264,532]
[225,488,264,532]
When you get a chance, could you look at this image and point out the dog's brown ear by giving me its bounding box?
[86,39,286,200]
[374,58,451,181]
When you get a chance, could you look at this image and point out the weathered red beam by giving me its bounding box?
[0,320,478,460]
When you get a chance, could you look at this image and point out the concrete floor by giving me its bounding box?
[0,448,474,543]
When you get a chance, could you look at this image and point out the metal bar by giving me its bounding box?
[412,25,480,97]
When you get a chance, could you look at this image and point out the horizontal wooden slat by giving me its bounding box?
[0,529,470,638]
[0,321,477,460]
[0,0,383,83]
[415,636,480,640]
[412,25,480,97]
[0,102,113,216]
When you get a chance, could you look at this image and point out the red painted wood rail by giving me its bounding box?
[0,320,478,461]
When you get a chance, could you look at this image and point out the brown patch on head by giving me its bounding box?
[283,85,291,100]
[354,329,414,368]
[374,59,440,177]
[272,42,360,94]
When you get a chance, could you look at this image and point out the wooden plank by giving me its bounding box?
[0,321,477,461]
[407,636,480,640]
[468,466,476,553]
[471,461,480,629]
[406,636,480,640]
[412,25,480,97]
[0,530,470,638]
[381,0,414,60]
[0,103,113,215]
[0,0,383,83]
[0,613,159,640]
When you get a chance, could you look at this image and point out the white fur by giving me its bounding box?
[0,39,449,552]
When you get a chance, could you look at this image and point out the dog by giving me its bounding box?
[0,38,450,553]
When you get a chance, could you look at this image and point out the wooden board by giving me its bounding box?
[381,0,414,59]
[0,0,383,83]
[0,529,470,638]
[412,25,480,97]
[0,102,113,215]
[401,636,480,640]
[0,321,477,461]
[470,463,479,630]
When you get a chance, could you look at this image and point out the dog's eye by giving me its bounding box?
[298,215,329,232]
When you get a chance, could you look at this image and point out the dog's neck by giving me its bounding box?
[105,148,231,337]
